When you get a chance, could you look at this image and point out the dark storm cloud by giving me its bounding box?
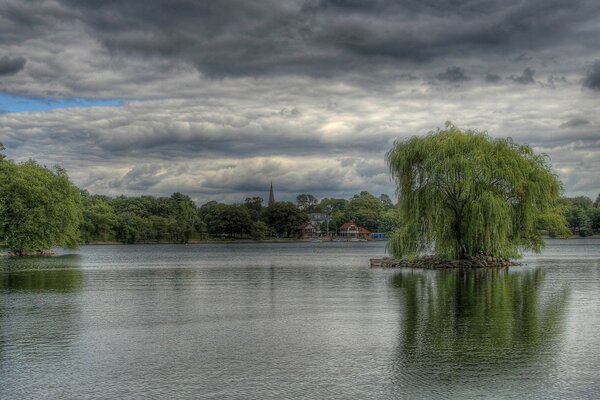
[0,0,591,79]
[560,117,589,128]
[583,60,600,91]
[509,67,536,84]
[110,164,164,190]
[0,55,26,75]
[484,73,502,83]
[436,67,470,82]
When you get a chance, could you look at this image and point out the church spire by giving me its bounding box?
[268,182,275,206]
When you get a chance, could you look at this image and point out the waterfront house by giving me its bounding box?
[297,222,319,238]
[339,222,372,240]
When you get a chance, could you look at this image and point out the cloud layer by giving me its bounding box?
[0,0,599,202]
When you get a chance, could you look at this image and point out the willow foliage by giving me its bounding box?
[386,124,568,260]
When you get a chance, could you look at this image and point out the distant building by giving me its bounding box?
[339,221,372,240]
[268,182,275,206]
[297,222,319,238]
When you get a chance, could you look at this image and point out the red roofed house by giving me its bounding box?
[297,222,319,239]
[339,221,372,240]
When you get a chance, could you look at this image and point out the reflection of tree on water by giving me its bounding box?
[0,255,82,292]
[0,268,82,292]
[0,257,83,366]
[391,268,569,375]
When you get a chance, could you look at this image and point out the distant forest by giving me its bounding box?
[78,189,600,244]
[79,190,401,243]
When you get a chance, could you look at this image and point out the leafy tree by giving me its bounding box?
[557,195,600,236]
[330,210,347,232]
[379,194,394,209]
[116,212,151,243]
[346,191,384,231]
[201,203,252,238]
[565,207,593,237]
[386,124,569,260]
[265,202,308,237]
[588,207,600,233]
[318,198,348,213]
[244,196,264,220]
[562,196,594,209]
[0,160,83,255]
[81,197,119,242]
[169,192,202,243]
[380,209,402,233]
[250,221,268,240]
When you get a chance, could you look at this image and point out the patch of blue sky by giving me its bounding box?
[0,92,122,113]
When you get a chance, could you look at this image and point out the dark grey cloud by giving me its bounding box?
[436,67,470,82]
[1,0,598,80]
[509,67,535,84]
[485,73,502,83]
[560,117,589,128]
[0,55,26,75]
[110,164,163,190]
[583,60,600,91]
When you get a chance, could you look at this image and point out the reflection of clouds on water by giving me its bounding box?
[389,268,570,396]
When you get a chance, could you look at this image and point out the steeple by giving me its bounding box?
[268,182,275,206]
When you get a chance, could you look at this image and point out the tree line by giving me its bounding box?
[559,195,600,237]
[79,190,399,243]
[1,141,599,255]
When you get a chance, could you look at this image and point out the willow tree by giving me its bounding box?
[386,124,568,260]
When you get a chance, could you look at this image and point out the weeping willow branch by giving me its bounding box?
[386,123,569,261]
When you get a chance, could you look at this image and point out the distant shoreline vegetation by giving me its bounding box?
[0,140,599,256]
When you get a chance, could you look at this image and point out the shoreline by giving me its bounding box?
[83,238,386,245]
[370,255,519,269]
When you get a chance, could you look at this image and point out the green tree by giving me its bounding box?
[250,221,268,240]
[565,207,593,237]
[318,198,348,214]
[380,209,402,233]
[169,192,202,243]
[386,124,568,260]
[80,195,119,242]
[244,196,264,220]
[379,194,394,210]
[588,207,600,234]
[0,160,83,255]
[346,191,384,231]
[264,202,308,237]
[201,203,253,238]
[330,210,347,233]
[562,196,594,209]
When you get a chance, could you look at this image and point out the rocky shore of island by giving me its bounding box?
[370,255,520,269]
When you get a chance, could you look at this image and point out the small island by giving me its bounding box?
[371,123,570,268]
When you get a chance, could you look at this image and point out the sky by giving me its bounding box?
[0,0,599,204]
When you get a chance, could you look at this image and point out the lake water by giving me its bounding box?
[1,239,599,399]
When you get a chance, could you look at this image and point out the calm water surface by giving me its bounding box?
[1,240,599,399]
